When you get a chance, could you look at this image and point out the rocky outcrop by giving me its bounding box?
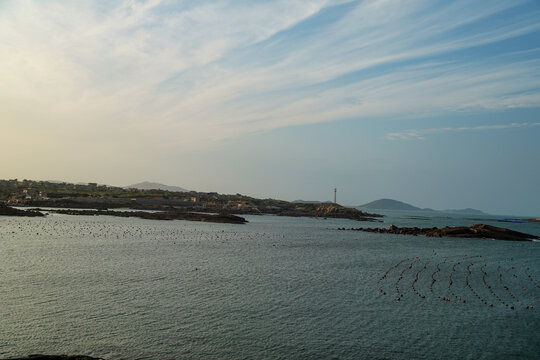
[43,208,247,224]
[277,203,382,222]
[0,204,45,217]
[338,223,539,242]
[4,356,104,360]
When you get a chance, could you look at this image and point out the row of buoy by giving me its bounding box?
[463,259,500,308]
[481,264,502,306]
[378,258,408,296]
[399,257,421,300]
[447,262,466,303]
[512,274,540,303]
[379,254,537,311]
[498,265,519,304]
[500,265,530,308]
[524,267,539,289]
[429,261,443,295]
[394,262,411,299]
[412,260,430,299]
[465,262,486,304]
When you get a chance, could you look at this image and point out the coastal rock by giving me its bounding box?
[0,204,44,217]
[338,223,539,242]
[277,203,382,222]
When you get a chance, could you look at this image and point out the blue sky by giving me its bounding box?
[1,0,539,216]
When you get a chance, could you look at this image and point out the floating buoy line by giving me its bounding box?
[378,253,538,311]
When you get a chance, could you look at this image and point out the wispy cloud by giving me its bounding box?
[1,0,540,153]
[386,122,540,140]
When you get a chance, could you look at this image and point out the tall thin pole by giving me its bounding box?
[334,188,337,204]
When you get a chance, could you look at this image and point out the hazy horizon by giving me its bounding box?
[2,0,539,217]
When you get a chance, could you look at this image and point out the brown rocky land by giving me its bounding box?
[338,223,539,241]
[275,203,382,221]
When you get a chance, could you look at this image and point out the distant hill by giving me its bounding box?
[126,181,188,192]
[358,199,422,211]
[441,208,487,215]
[357,198,487,215]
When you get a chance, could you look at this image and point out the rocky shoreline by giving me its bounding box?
[273,203,382,222]
[0,204,247,224]
[42,208,248,224]
[338,223,539,242]
[0,204,44,217]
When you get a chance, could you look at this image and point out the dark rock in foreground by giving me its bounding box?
[4,356,104,360]
[0,204,45,217]
[338,223,539,242]
[43,208,247,224]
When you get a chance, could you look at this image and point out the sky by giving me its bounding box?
[1,0,539,216]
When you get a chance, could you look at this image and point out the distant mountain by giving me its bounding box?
[358,199,422,211]
[357,198,487,215]
[126,181,188,192]
[441,208,487,215]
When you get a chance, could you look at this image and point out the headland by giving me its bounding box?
[0,179,381,223]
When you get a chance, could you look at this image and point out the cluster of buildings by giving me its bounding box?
[0,179,49,204]
[0,179,288,214]
[7,189,49,204]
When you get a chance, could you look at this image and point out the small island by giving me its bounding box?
[357,198,488,215]
[338,223,539,242]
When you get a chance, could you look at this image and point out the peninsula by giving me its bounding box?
[0,179,381,222]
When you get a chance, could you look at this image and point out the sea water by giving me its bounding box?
[0,211,538,359]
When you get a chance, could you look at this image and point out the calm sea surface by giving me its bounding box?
[1,211,539,359]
